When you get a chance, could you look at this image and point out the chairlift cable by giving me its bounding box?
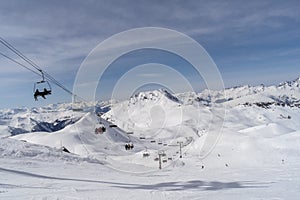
[0,52,41,77]
[0,37,42,72]
[0,51,67,95]
[0,37,87,102]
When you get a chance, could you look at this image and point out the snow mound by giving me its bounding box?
[13,114,91,156]
[239,123,295,138]
[13,113,103,156]
[12,112,144,159]
[0,137,101,164]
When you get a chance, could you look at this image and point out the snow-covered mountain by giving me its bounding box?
[1,77,300,200]
[195,77,300,107]
[0,104,83,137]
[0,101,112,137]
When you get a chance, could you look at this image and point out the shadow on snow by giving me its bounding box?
[0,167,270,192]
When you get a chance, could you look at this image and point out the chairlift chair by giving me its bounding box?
[125,142,134,150]
[143,150,150,158]
[95,124,106,134]
[139,134,146,140]
[33,71,52,100]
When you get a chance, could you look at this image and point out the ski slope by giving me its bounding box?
[1,78,300,199]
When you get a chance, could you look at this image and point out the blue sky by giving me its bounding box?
[0,0,299,108]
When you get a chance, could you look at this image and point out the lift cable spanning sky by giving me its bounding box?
[0,37,87,102]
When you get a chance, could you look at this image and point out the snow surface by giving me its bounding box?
[1,78,300,199]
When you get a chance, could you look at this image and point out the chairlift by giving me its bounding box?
[139,134,146,140]
[125,142,134,150]
[33,71,52,101]
[109,124,117,128]
[72,108,84,112]
[95,124,106,134]
[143,150,150,158]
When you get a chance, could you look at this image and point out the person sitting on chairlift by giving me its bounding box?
[34,88,51,101]
[125,143,134,150]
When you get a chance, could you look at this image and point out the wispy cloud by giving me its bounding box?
[0,0,299,108]
[138,73,162,78]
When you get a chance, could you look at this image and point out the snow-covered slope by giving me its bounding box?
[0,101,112,137]
[12,113,135,157]
[0,137,101,164]
[1,77,300,199]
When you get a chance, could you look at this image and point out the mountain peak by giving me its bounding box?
[278,77,300,88]
[159,89,180,103]
[293,77,300,85]
[129,89,180,105]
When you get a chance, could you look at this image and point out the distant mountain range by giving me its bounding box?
[1,77,299,137]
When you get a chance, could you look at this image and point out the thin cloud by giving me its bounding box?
[0,0,299,108]
[138,73,162,78]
